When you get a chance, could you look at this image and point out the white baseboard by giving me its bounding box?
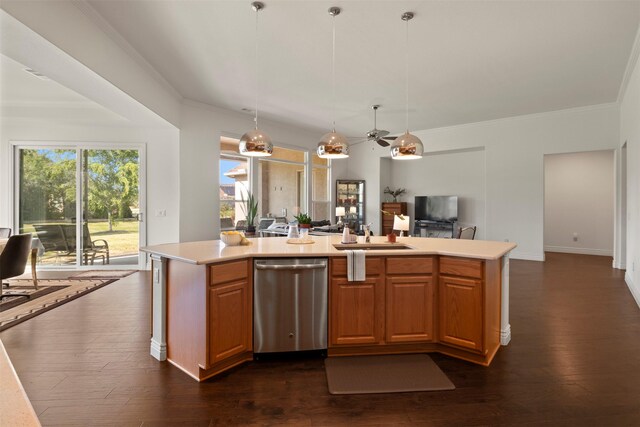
[626,271,640,309]
[500,324,511,346]
[510,251,545,262]
[613,258,626,269]
[544,246,612,256]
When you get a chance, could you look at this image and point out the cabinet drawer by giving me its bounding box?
[209,260,249,286]
[387,257,433,275]
[331,257,383,277]
[440,257,483,279]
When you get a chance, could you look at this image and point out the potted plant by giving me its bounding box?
[381,209,405,243]
[240,190,258,235]
[294,213,312,229]
[383,186,406,203]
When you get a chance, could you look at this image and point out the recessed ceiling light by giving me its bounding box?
[23,68,49,81]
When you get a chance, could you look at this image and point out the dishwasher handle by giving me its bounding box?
[255,262,327,271]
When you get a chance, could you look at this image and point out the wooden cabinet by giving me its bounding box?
[386,257,434,343]
[330,257,384,346]
[209,280,251,365]
[208,259,252,366]
[439,258,484,352]
[381,202,407,235]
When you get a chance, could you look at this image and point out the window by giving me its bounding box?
[220,138,248,230]
[312,154,331,221]
[258,146,306,221]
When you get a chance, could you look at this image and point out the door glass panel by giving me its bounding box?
[83,149,140,266]
[18,148,77,266]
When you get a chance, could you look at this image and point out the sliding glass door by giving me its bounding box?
[16,145,144,269]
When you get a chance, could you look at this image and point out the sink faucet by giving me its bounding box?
[363,223,372,243]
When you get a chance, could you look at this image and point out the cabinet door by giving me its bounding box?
[209,280,251,365]
[386,276,434,343]
[439,276,483,352]
[330,276,384,346]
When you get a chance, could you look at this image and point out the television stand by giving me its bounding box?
[414,220,456,238]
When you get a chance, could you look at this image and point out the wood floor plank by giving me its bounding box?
[1,253,640,425]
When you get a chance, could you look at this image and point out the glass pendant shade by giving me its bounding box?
[317,131,349,158]
[239,128,273,157]
[390,131,424,160]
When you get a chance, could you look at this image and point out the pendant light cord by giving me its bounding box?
[332,13,336,132]
[254,7,259,129]
[405,17,409,133]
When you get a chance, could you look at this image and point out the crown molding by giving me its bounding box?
[71,0,184,103]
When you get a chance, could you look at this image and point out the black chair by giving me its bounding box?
[1,234,36,299]
[0,228,11,238]
[456,226,477,240]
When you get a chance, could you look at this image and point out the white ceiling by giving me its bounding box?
[84,0,640,136]
[1,1,639,135]
[0,54,130,126]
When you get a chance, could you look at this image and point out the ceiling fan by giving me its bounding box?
[363,104,397,147]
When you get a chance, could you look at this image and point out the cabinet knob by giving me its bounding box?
[289,333,294,338]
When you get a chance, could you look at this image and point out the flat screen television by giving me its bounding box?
[415,196,458,223]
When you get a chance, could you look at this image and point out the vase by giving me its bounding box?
[387,232,397,243]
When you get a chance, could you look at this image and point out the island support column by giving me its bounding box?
[150,254,167,361]
[500,253,511,345]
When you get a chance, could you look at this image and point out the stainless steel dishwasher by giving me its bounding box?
[253,258,328,353]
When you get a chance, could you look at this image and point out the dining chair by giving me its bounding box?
[0,234,36,299]
[456,226,477,240]
[0,228,11,238]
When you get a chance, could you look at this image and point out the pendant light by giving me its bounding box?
[239,2,273,157]
[390,12,424,160]
[317,7,349,159]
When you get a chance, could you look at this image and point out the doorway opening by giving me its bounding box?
[543,150,615,257]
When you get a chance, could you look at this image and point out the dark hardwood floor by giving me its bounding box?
[2,253,640,426]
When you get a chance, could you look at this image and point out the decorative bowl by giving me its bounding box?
[220,232,242,246]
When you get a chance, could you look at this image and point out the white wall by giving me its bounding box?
[619,35,640,306]
[387,148,486,239]
[340,104,619,260]
[0,120,180,246]
[544,150,614,256]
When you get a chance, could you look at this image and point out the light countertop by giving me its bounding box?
[141,235,517,265]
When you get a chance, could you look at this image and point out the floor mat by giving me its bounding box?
[325,354,455,394]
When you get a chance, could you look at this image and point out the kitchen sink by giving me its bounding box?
[333,243,414,251]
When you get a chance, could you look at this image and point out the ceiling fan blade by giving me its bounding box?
[382,136,398,140]
[376,139,390,147]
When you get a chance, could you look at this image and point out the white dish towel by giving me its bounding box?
[346,250,366,282]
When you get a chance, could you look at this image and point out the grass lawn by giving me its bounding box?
[23,220,139,264]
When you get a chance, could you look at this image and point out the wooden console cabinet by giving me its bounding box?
[381,202,407,235]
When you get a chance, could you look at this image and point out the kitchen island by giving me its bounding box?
[142,235,516,381]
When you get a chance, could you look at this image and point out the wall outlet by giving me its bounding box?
[572,232,578,242]
[155,209,166,217]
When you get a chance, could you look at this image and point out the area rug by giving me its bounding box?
[70,270,136,279]
[324,354,455,395]
[0,278,116,331]
[1,284,69,312]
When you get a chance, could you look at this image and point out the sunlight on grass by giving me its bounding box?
[25,220,139,265]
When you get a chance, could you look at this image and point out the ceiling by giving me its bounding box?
[0,54,130,126]
[85,0,640,136]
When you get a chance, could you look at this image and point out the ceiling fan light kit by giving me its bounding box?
[317,6,349,159]
[239,1,273,157]
[390,11,424,160]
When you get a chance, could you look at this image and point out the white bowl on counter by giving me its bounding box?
[220,232,242,246]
